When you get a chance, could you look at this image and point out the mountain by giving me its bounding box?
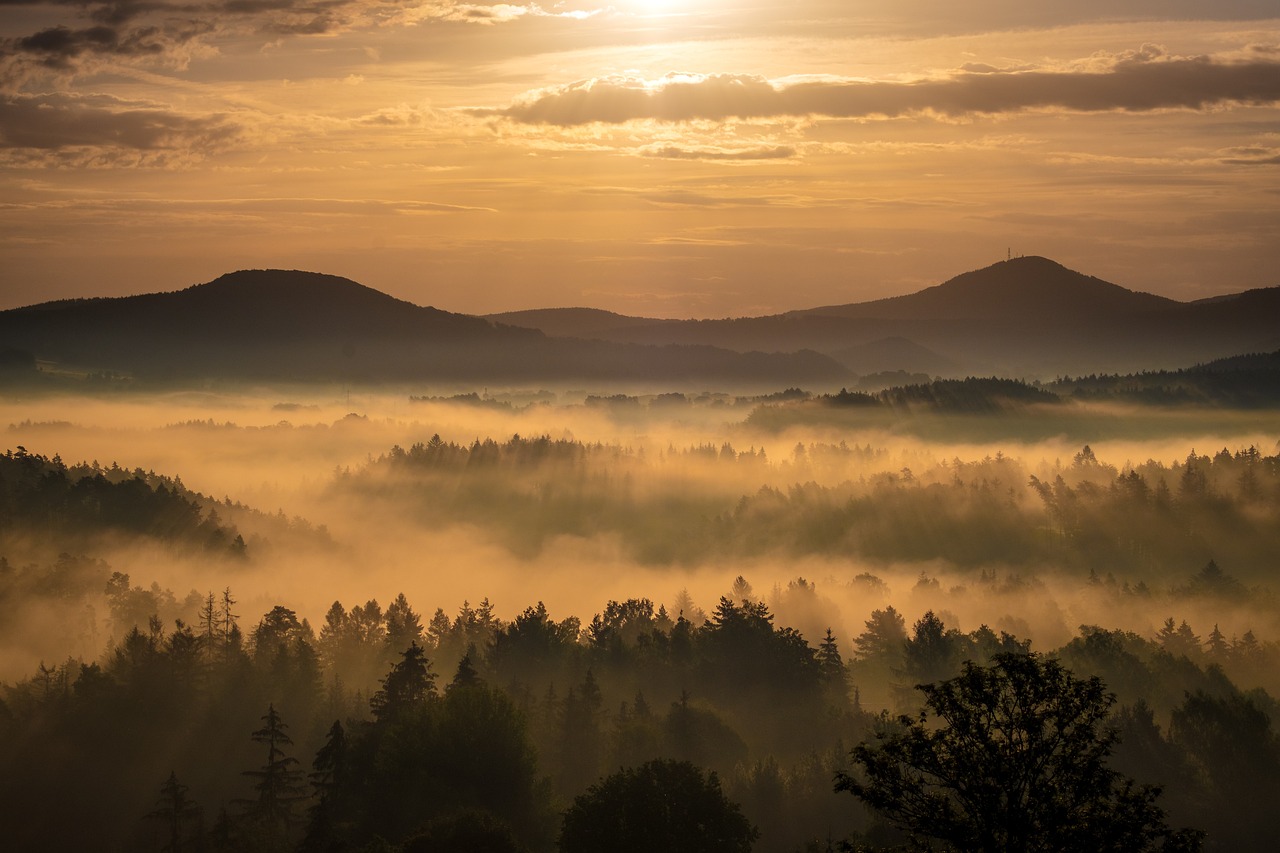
[791,256,1178,321]
[485,307,673,341]
[488,257,1280,377]
[8,260,1276,383]
[0,270,849,386]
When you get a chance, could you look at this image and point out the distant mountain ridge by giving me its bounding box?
[486,256,1280,377]
[5,258,1278,383]
[791,256,1179,321]
[0,269,848,385]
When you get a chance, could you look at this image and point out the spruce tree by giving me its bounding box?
[147,771,201,853]
[240,704,305,838]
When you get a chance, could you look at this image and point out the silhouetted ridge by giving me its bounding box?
[173,269,497,340]
[0,269,847,384]
[484,306,670,340]
[799,256,1179,322]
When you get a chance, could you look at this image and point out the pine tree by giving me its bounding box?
[309,720,347,797]
[384,592,423,657]
[817,628,848,702]
[147,771,201,853]
[449,647,480,691]
[1206,624,1229,663]
[300,720,348,853]
[240,704,305,836]
[370,641,435,722]
[208,807,236,852]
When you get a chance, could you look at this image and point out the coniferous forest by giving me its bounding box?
[3,376,1280,852]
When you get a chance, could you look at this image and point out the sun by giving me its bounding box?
[628,0,681,13]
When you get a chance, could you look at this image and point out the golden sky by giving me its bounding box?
[2,1,1278,317]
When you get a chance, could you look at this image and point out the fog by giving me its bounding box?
[5,385,1277,689]
[6,381,1280,852]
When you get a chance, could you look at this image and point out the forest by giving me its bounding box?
[2,377,1279,852]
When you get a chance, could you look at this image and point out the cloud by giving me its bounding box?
[481,55,1280,126]
[1218,145,1280,165]
[639,144,797,161]
[0,0,545,85]
[1,17,216,86]
[0,92,246,165]
[401,3,536,25]
[641,190,779,208]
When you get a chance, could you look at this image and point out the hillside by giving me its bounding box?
[6,260,1277,382]
[0,270,849,386]
[792,256,1178,321]
[487,257,1280,377]
[485,307,673,341]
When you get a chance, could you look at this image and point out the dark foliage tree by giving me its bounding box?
[853,607,907,664]
[489,602,580,688]
[900,610,964,686]
[300,720,349,852]
[836,653,1202,853]
[385,592,424,658]
[147,771,202,853]
[817,628,848,704]
[240,704,306,840]
[1170,687,1280,850]
[0,448,245,553]
[357,677,554,846]
[663,690,750,771]
[559,759,758,853]
[553,670,604,796]
[369,641,435,723]
[449,649,480,691]
[402,809,526,853]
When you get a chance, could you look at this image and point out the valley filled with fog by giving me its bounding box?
[3,377,1278,850]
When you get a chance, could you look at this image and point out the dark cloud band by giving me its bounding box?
[0,92,242,151]
[486,59,1280,126]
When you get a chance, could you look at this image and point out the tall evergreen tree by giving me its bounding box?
[147,771,202,853]
[370,641,435,722]
[385,592,424,658]
[240,704,306,838]
[301,720,349,853]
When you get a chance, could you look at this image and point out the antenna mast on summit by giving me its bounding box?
[1007,247,1011,261]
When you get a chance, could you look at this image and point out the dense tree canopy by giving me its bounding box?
[559,759,758,853]
[837,653,1203,853]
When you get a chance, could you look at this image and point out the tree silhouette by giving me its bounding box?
[836,653,1202,852]
[449,648,480,691]
[817,628,848,703]
[370,641,435,722]
[901,610,962,685]
[559,759,757,853]
[240,704,305,838]
[385,592,424,658]
[303,720,348,836]
[298,721,348,852]
[402,809,525,853]
[147,771,201,853]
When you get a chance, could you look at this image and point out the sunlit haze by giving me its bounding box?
[3,1,1279,315]
[4,5,1280,852]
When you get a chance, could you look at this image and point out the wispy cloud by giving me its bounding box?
[638,144,797,162]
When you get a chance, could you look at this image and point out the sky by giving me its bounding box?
[1,1,1278,318]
